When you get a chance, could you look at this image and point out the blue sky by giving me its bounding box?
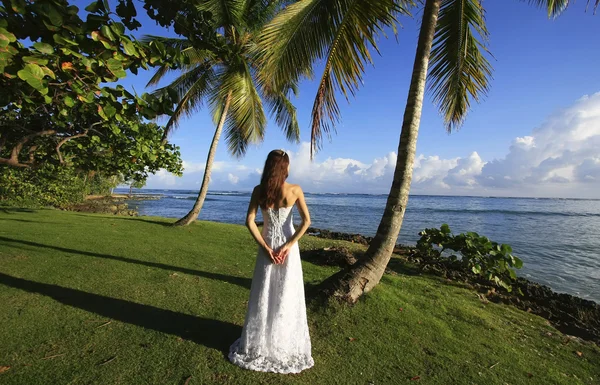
[110,1,600,198]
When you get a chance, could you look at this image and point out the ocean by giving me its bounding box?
[117,188,600,304]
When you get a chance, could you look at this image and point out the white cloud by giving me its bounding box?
[181,160,205,174]
[477,92,600,197]
[149,169,178,187]
[146,92,600,198]
[145,159,255,190]
[443,152,485,188]
[228,173,240,184]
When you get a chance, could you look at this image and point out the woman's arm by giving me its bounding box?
[277,186,311,260]
[246,186,279,263]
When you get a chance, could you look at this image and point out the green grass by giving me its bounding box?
[0,208,598,385]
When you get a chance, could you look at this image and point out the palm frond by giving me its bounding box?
[587,0,600,14]
[428,0,493,132]
[197,0,246,29]
[243,0,288,31]
[155,65,218,138]
[142,36,196,87]
[141,35,221,62]
[210,65,266,158]
[523,0,571,18]
[141,35,194,49]
[146,64,174,88]
[259,0,413,157]
[264,85,300,143]
[143,39,219,88]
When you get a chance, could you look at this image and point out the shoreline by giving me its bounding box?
[303,226,600,346]
[86,194,161,201]
[67,194,160,215]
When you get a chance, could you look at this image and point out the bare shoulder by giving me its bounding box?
[285,183,303,196]
[287,183,304,201]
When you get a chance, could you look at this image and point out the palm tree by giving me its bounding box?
[145,0,300,226]
[260,0,591,302]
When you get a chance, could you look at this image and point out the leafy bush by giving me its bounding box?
[0,165,87,208]
[416,224,523,292]
[0,166,120,208]
[86,174,123,196]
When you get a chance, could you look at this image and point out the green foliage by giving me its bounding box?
[130,179,146,189]
[0,164,87,208]
[0,0,186,175]
[259,0,413,157]
[0,110,183,182]
[428,0,493,132]
[0,164,131,207]
[417,224,524,292]
[145,0,301,158]
[86,173,122,196]
[66,120,183,183]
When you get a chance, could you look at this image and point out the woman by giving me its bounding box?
[229,149,314,374]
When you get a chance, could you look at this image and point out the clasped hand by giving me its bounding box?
[266,244,291,265]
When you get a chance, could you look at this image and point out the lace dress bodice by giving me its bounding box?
[261,206,295,250]
[228,206,314,374]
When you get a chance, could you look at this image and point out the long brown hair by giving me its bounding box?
[259,150,290,208]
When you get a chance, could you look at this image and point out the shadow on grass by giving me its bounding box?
[70,213,175,227]
[385,257,423,277]
[0,218,53,224]
[0,207,36,214]
[0,236,252,289]
[299,247,422,278]
[0,272,241,353]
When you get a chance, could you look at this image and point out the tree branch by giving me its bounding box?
[27,145,38,164]
[0,157,31,168]
[0,130,57,168]
[11,129,57,162]
[56,130,89,164]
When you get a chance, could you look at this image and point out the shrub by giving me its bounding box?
[0,166,119,208]
[416,224,523,292]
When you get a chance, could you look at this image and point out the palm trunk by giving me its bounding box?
[174,92,232,226]
[326,0,442,303]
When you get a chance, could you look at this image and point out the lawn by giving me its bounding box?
[0,208,598,385]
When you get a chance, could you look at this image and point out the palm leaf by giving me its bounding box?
[197,0,246,29]
[587,0,600,14]
[523,0,571,17]
[142,36,194,87]
[264,86,300,143]
[527,0,600,15]
[211,65,267,158]
[155,65,218,138]
[428,0,493,132]
[143,36,218,87]
[141,35,219,62]
[146,63,174,88]
[243,0,288,31]
[141,35,195,50]
[259,0,413,157]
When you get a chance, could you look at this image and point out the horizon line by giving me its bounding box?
[115,187,600,201]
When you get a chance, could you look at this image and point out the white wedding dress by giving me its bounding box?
[229,206,314,374]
